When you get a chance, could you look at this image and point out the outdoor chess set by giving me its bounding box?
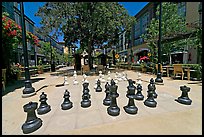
[21,71,192,134]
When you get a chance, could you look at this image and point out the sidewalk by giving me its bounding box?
[2,69,202,135]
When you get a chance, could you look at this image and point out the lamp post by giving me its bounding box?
[19,2,36,97]
[50,37,56,72]
[155,2,163,84]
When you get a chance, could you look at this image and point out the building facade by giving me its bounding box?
[123,2,202,64]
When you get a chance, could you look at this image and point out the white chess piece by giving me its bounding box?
[101,74,106,83]
[64,75,69,85]
[107,71,111,82]
[99,71,103,81]
[73,71,79,85]
[122,72,128,81]
[117,73,123,82]
[82,74,89,83]
[137,72,142,85]
[94,79,98,89]
[114,72,118,84]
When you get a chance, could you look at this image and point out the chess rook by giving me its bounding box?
[22,102,42,134]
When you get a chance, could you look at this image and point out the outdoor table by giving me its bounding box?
[162,65,192,80]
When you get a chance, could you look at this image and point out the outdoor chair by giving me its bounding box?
[81,65,90,75]
[156,64,167,76]
[173,64,184,80]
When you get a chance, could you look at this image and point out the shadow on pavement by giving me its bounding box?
[2,78,45,97]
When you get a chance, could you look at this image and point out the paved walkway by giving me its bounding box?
[2,68,202,135]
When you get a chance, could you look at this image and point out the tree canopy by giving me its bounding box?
[35,2,135,68]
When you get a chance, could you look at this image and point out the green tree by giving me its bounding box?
[142,2,199,64]
[35,2,135,69]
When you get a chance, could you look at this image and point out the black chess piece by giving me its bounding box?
[22,102,42,134]
[37,92,51,115]
[151,78,158,98]
[81,82,91,108]
[61,89,73,110]
[175,85,192,105]
[135,83,144,100]
[103,82,111,106]
[123,79,138,114]
[107,79,120,116]
[144,78,157,108]
[96,79,102,92]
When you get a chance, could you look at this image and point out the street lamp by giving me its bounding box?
[19,2,36,97]
[49,36,56,72]
[155,2,163,84]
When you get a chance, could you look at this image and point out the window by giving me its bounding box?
[178,2,186,17]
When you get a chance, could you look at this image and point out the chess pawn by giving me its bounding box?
[135,83,144,100]
[107,71,111,82]
[103,82,111,106]
[107,79,120,116]
[81,82,91,108]
[144,78,157,108]
[137,72,142,85]
[61,90,73,110]
[82,74,89,83]
[99,71,103,81]
[64,75,69,85]
[37,92,51,115]
[96,79,102,92]
[123,79,138,114]
[117,73,123,82]
[101,74,106,83]
[114,73,118,84]
[122,72,127,81]
[22,102,42,134]
[175,85,192,105]
[94,79,98,89]
[73,72,79,85]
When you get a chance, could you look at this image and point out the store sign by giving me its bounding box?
[115,54,119,59]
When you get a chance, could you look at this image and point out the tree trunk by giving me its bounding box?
[87,37,93,70]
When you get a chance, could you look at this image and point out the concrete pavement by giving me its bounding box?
[2,67,202,135]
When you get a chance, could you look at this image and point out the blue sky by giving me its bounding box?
[23,2,148,42]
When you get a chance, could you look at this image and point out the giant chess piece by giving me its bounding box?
[175,85,192,105]
[61,89,73,110]
[122,72,128,81]
[107,79,120,116]
[135,83,144,100]
[137,72,142,86]
[123,79,138,114]
[22,102,42,134]
[117,73,123,82]
[73,71,79,85]
[64,75,69,85]
[95,79,102,92]
[107,71,111,83]
[81,82,91,108]
[99,71,103,81]
[114,72,118,84]
[151,78,158,98]
[82,74,89,83]
[94,79,98,89]
[101,74,106,83]
[144,78,157,108]
[37,92,51,115]
[103,82,111,106]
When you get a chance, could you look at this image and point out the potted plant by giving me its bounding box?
[10,63,22,80]
[37,59,43,74]
[140,60,147,73]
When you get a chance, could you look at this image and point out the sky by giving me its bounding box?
[23,2,149,42]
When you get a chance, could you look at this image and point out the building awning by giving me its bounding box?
[133,48,150,54]
[118,50,127,55]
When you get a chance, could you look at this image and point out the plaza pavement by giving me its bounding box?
[2,66,202,135]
